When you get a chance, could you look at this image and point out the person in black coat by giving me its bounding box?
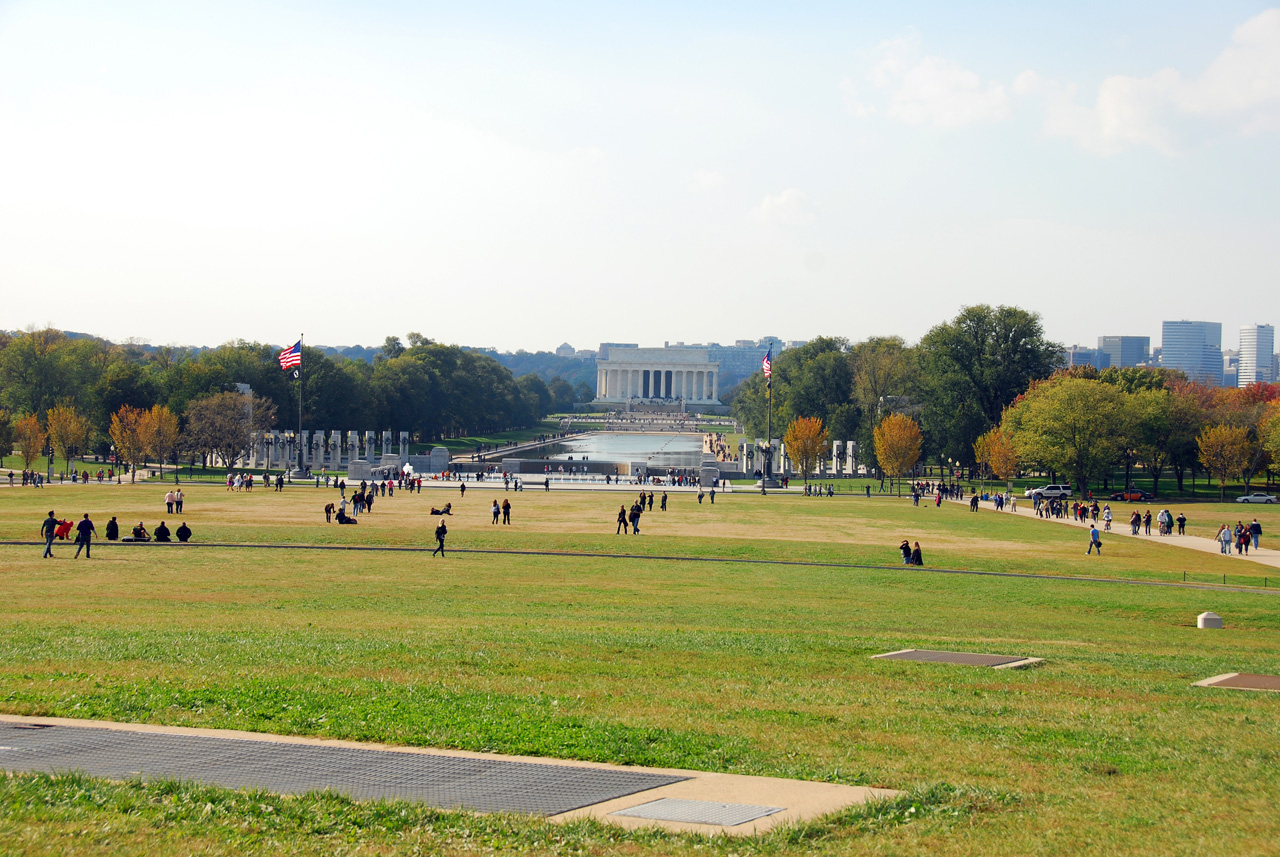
[432,521,447,556]
[105,517,119,541]
[176,522,192,543]
[910,542,923,566]
[154,521,172,542]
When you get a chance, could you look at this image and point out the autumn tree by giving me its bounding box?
[46,404,94,476]
[109,405,151,483]
[14,413,47,469]
[973,425,1018,490]
[145,405,181,481]
[1263,401,1280,465]
[183,391,277,470]
[783,416,830,486]
[1197,424,1251,501]
[873,413,923,496]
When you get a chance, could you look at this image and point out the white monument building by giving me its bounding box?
[595,346,721,404]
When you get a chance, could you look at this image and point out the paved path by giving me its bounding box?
[5,540,1277,595]
[952,497,1280,570]
[0,715,892,836]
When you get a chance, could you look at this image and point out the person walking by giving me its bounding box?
[1176,512,1186,535]
[1143,510,1152,535]
[616,505,629,535]
[73,513,96,559]
[899,539,912,565]
[175,489,184,513]
[629,502,642,534]
[491,499,500,524]
[164,489,175,513]
[1249,518,1262,550]
[910,541,923,566]
[501,499,511,525]
[41,511,58,558]
[1216,524,1232,554]
[1087,524,1102,555]
[432,520,447,557]
[1130,510,1141,536]
[660,491,668,511]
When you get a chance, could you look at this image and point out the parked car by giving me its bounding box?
[1236,492,1278,504]
[1024,483,1073,500]
[1108,489,1152,501]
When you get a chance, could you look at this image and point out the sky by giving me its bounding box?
[1,1,1278,354]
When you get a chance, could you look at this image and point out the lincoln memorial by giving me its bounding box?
[595,346,720,404]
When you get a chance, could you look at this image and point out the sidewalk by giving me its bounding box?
[954,497,1280,570]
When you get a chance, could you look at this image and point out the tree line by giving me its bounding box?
[0,329,564,473]
[734,304,1279,497]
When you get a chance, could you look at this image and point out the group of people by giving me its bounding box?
[1216,519,1264,555]
[898,539,924,566]
[40,510,192,558]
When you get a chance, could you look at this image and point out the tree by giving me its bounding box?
[145,405,181,481]
[1263,401,1280,465]
[1197,424,1251,501]
[14,413,46,469]
[783,416,830,486]
[183,391,277,471]
[973,426,1018,490]
[873,413,922,496]
[46,404,93,476]
[0,408,16,466]
[1002,378,1127,496]
[918,305,1062,464]
[109,405,150,482]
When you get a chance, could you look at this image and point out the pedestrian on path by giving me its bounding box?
[1176,512,1186,535]
[1103,505,1112,531]
[1250,518,1262,550]
[74,513,95,559]
[1087,525,1102,555]
[1217,524,1232,554]
[40,511,57,558]
[1143,510,1152,535]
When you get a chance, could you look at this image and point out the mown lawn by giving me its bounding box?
[1,483,1278,855]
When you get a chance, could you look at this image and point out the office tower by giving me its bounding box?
[1065,345,1109,370]
[1238,324,1276,386]
[1160,321,1223,386]
[1096,336,1151,369]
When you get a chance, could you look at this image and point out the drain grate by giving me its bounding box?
[1195,673,1280,693]
[0,723,687,815]
[612,798,783,826]
[873,649,1041,669]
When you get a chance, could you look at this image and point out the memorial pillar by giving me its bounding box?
[711,372,718,402]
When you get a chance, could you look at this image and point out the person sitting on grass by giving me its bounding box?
[430,503,452,516]
[154,521,172,542]
[125,522,150,542]
[910,541,923,566]
[176,522,192,543]
[335,509,357,524]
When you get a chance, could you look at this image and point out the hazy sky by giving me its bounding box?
[2,1,1277,353]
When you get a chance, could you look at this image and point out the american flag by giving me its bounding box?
[762,347,772,380]
[278,341,302,371]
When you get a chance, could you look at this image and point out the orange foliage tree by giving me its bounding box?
[13,413,47,469]
[109,405,152,483]
[783,416,830,486]
[1197,424,1251,501]
[873,413,923,496]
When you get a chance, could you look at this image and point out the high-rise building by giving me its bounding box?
[1096,336,1150,369]
[1160,321,1223,386]
[1065,345,1109,370]
[1223,350,1239,389]
[1238,324,1276,386]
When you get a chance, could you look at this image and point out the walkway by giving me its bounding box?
[0,715,892,836]
[954,496,1280,570]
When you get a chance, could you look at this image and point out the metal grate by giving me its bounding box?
[612,798,783,826]
[0,723,686,815]
[1202,673,1280,692]
[874,649,1032,667]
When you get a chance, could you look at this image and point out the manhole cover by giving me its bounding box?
[0,723,687,815]
[612,798,783,826]
[873,649,1041,669]
[1195,673,1280,692]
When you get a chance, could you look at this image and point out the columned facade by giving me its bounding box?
[595,346,721,404]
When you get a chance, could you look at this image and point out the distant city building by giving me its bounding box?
[1238,324,1276,386]
[1065,345,1109,370]
[555,342,576,358]
[1223,350,1239,389]
[1160,320,1223,386]
[1097,335,1150,369]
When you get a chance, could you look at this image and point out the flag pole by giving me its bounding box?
[297,332,304,473]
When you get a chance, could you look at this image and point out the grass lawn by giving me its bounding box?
[2,482,1279,855]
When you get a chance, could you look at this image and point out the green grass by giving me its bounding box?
[2,483,1280,854]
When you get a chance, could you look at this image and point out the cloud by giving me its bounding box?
[752,188,815,225]
[840,78,873,118]
[857,31,1010,127]
[1040,8,1280,154]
